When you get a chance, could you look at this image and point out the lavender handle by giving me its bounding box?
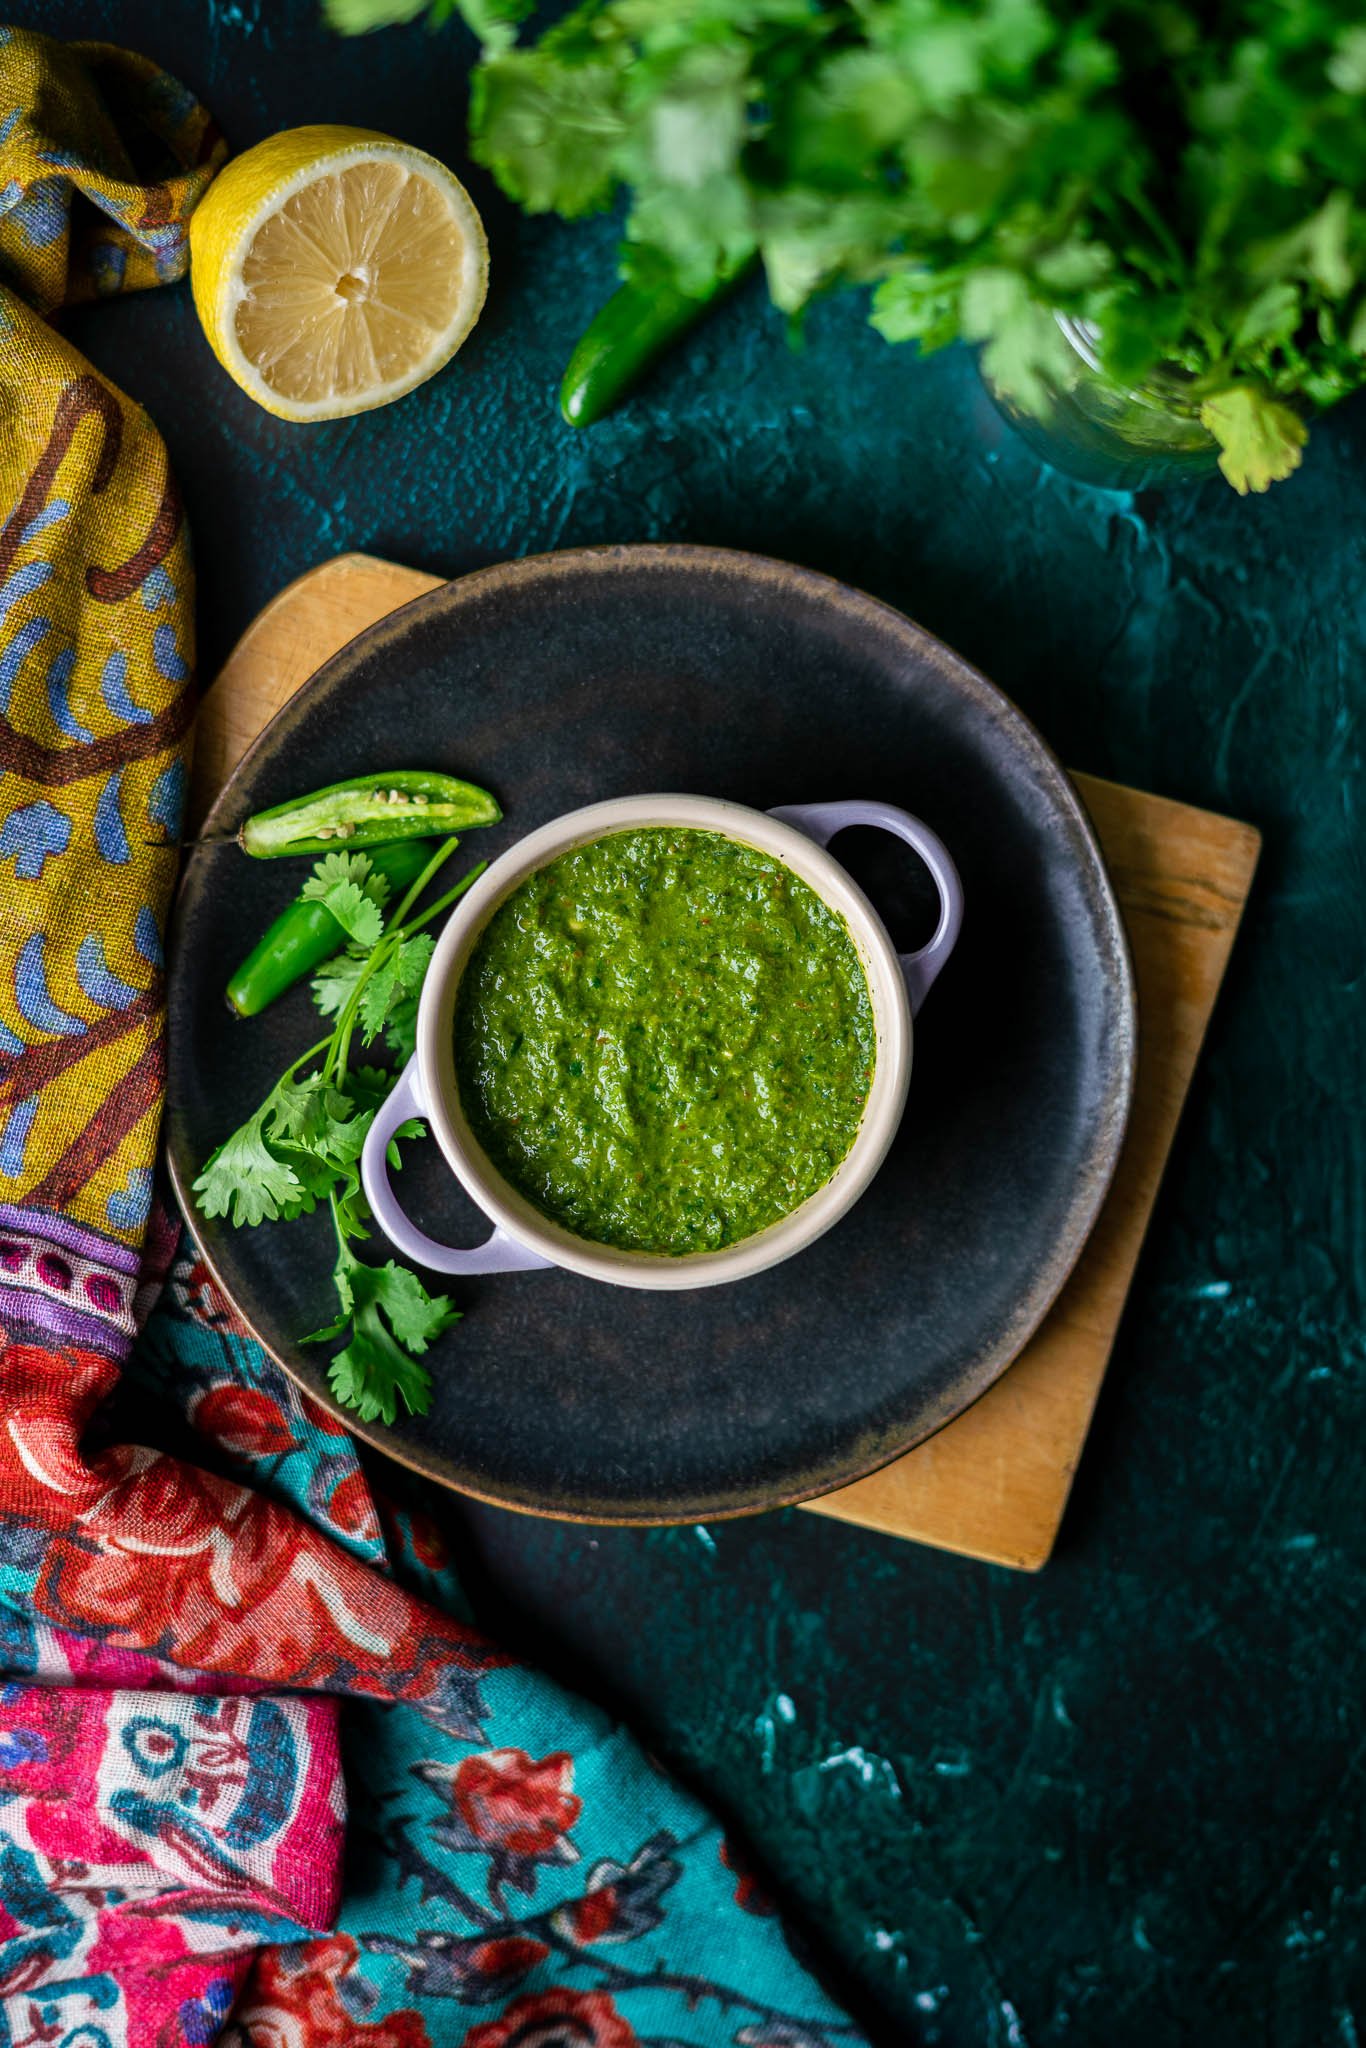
[360,1059,553,1276]
[769,800,964,1015]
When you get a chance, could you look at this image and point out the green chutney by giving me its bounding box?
[453,827,876,1255]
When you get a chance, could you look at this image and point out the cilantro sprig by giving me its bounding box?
[194,840,485,1425]
[305,1215,461,1425]
[331,0,1366,492]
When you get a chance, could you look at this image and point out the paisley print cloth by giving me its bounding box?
[0,30,222,1278]
[0,30,866,2048]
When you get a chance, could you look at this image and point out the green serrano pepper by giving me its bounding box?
[240,770,500,858]
[559,256,754,428]
[227,837,438,1018]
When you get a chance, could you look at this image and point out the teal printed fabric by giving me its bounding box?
[0,1238,867,2048]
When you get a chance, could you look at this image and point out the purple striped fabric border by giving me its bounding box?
[0,1281,131,1356]
[0,1203,141,1274]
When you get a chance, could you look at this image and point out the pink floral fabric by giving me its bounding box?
[0,1677,343,2042]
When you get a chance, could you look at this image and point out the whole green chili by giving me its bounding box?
[559,257,753,427]
[226,837,439,1018]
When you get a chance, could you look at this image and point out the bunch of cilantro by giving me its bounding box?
[195,843,483,1425]
[330,0,1366,492]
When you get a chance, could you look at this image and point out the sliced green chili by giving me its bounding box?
[227,838,439,1018]
[240,770,500,858]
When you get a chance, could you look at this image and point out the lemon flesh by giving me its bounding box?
[190,127,488,422]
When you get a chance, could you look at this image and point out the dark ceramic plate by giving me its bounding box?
[167,546,1135,1522]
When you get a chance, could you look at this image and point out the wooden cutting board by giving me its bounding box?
[188,553,1260,1571]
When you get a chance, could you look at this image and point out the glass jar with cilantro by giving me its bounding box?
[978,317,1225,493]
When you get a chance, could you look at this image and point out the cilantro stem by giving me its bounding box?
[396,859,487,938]
[326,857,487,1082]
[329,966,379,1083]
[389,835,464,930]
[286,1036,333,1077]
[322,836,465,1077]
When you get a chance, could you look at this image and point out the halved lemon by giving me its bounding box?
[189,125,488,422]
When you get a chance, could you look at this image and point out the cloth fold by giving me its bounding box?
[0,29,868,2048]
[0,1678,344,1923]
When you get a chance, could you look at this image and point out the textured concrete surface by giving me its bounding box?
[35,2,1366,2041]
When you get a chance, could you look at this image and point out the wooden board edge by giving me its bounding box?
[800,818,1260,1567]
[800,1490,1059,1571]
[1072,767,1264,872]
[205,552,389,700]
[189,554,444,830]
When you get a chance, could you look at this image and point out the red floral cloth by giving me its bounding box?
[0,1343,506,1722]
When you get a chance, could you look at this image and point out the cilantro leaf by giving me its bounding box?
[960,270,1074,416]
[301,853,391,949]
[1328,26,1366,96]
[1233,282,1302,353]
[471,44,629,215]
[329,1325,433,1427]
[384,993,421,1062]
[346,1064,397,1106]
[323,0,428,29]
[358,933,436,1044]
[313,1090,373,1166]
[305,1233,459,1425]
[387,1117,426,1169]
[264,1071,372,1166]
[312,947,369,1020]
[869,269,963,353]
[303,850,384,899]
[300,877,385,950]
[332,1171,373,1242]
[457,0,534,50]
[324,0,530,48]
[193,1105,303,1227]
[366,1258,459,1352]
[1199,386,1308,495]
[264,1070,331,1144]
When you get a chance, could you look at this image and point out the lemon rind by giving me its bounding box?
[192,134,489,424]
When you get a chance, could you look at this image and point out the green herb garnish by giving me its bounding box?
[330,0,1366,490]
[195,839,485,1424]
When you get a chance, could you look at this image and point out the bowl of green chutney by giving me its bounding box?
[361,793,963,1291]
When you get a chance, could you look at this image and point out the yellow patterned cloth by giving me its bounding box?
[0,27,224,1332]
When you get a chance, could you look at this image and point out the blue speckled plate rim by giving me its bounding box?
[167,542,1138,1522]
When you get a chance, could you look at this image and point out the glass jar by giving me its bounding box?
[980,313,1223,492]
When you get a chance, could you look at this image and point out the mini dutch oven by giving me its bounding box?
[362,793,963,1290]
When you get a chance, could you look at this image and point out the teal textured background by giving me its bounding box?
[33,2,1366,2041]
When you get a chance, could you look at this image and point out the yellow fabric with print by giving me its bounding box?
[0,28,224,1269]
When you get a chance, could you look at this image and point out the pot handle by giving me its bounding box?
[769,800,963,1015]
[360,1058,554,1277]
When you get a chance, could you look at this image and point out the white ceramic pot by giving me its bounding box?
[361,794,962,1290]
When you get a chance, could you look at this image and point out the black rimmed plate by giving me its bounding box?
[166,546,1135,1523]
